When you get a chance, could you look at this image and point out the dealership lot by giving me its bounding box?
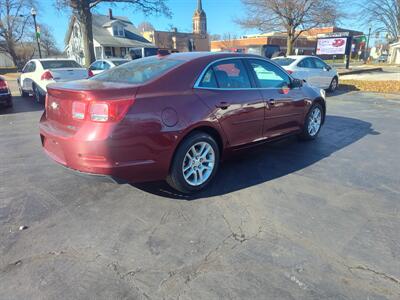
[1,81,400,299]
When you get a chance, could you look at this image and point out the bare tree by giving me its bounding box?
[209,33,221,41]
[39,24,60,57]
[0,0,36,66]
[361,0,399,43]
[137,21,154,33]
[56,0,170,67]
[236,0,343,55]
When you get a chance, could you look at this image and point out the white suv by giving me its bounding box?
[18,59,91,102]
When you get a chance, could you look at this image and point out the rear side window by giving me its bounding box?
[41,60,82,69]
[92,56,184,84]
[199,68,218,88]
[212,59,251,88]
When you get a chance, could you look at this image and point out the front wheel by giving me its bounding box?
[299,103,323,140]
[167,132,220,194]
[328,77,338,93]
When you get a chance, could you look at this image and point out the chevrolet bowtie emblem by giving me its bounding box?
[50,102,59,110]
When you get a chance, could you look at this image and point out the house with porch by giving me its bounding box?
[65,9,154,66]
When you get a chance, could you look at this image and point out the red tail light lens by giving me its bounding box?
[0,80,8,89]
[72,101,87,120]
[71,99,134,122]
[88,69,94,78]
[41,71,53,80]
[90,103,108,122]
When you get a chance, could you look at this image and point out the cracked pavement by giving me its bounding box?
[1,82,400,299]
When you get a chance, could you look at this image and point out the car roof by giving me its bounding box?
[159,51,264,62]
[33,58,78,61]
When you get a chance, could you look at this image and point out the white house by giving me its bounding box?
[65,9,154,65]
[388,41,400,64]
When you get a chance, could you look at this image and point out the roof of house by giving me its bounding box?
[65,14,154,48]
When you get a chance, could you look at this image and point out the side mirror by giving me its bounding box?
[324,66,331,71]
[291,78,303,88]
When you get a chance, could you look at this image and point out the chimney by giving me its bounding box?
[108,8,113,20]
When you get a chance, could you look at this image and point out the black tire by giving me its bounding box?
[5,99,13,108]
[299,103,323,141]
[167,131,220,194]
[32,84,44,103]
[327,76,338,93]
[19,85,29,97]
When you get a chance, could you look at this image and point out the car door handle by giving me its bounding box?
[215,102,230,109]
[269,99,276,106]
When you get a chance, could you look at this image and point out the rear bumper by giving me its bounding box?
[0,92,11,104]
[39,114,172,183]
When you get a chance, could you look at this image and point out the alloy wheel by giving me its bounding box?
[308,107,322,136]
[182,141,215,186]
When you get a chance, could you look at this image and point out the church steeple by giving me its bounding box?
[193,0,207,35]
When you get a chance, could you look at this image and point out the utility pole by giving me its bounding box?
[31,8,42,59]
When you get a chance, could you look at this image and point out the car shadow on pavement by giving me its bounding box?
[133,115,377,200]
[0,96,44,115]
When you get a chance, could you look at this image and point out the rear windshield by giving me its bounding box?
[92,56,184,84]
[40,60,82,69]
[273,58,296,66]
[112,60,129,66]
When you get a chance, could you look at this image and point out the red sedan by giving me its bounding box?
[40,52,326,193]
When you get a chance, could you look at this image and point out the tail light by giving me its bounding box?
[41,71,53,80]
[0,80,8,89]
[71,99,134,122]
[88,69,94,78]
[72,101,87,120]
[287,70,294,75]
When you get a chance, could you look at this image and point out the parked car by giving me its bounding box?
[377,54,388,63]
[40,52,326,193]
[89,59,130,75]
[272,55,339,92]
[126,47,159,60]
[18,59,92,103]
[0,76,12,108]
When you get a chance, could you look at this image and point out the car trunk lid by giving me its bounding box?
[45,80,139,133]
[48,68,89,81]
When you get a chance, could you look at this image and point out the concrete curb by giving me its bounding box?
[338,67,383,76]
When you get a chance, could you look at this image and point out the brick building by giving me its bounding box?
[142,0,209,52]
[211,27,364,55]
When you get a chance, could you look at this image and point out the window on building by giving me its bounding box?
[113,25,124,37]
[104,47,113,57]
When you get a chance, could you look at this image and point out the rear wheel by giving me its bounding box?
[5,98,13,108]
[328,76,338,93]
[33,84,44,103]
[19,84,28,97]
[299,103,323,140]
[167,132,220,194]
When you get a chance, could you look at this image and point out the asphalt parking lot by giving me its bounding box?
[1,80,400,299]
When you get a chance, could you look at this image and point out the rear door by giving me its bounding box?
[246,58,307,138]
[194,58,265,147]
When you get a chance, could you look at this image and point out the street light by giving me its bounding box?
[31,7,42,59]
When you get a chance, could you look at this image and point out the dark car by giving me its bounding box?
[0,76,12,108]
[39,52,326,193]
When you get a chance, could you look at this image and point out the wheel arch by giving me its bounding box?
[313,97,326,124]
[167,123,226,173]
